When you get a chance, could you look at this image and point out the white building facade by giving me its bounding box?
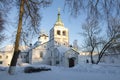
[0,45,28,66]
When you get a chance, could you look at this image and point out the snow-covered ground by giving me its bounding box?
[0,63,120,80]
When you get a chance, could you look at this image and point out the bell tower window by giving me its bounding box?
[63,31,66,36]
[57,30,61,35]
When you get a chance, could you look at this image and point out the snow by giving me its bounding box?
[0,63,120,80]
[56,45,69,55]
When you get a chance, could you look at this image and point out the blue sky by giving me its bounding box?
[1,0,87,48]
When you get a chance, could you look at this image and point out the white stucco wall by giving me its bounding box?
[0,53,4,65]
[2,52,13,66]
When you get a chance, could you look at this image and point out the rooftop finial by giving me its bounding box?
[57,8,61,22]
[55,8,64,26]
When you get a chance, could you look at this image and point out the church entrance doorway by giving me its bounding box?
[69,58,75,67]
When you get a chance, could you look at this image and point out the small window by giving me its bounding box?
[6,56,8,59]
[57,30,60,35]
[0,61,2,64]
[55,41,58,45]
[63,31,66,36]
[40,52,43,58]
[56,61,59,64]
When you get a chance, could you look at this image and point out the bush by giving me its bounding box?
[24,66,51,73]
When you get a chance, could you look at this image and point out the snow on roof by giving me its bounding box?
[55,45,70,55]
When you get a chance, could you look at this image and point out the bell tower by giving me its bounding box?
[49,8,69,48]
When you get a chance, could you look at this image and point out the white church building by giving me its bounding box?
[0,10,79,67]
[29,10,79,67]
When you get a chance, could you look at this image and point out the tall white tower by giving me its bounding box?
[49,8,69,48]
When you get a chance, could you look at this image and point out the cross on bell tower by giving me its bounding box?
[57,8,61,22]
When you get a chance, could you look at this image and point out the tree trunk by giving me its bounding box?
[95,39,113,64]
[90,47,95,64]
[8,0,24,75]
[96,53,103,64]
[90,52,94,64]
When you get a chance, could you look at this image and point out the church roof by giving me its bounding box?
[54,8,64,27]
[55,45,69,55]
[40,34,48,37]
[55,45,79,56]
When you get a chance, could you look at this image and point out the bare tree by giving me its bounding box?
[0,13,4,44]
[64,0,120,19]
[81,17,120,64]
[64,0,120,64]
[96,17,120,64]
[81,18,102,64]
[0,0,9,44]
[1,0,52,74]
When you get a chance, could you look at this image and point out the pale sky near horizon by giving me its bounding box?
[1,0,87,48]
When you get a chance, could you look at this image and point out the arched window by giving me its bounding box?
[57,30,61,35]
[40,52,43,58]
[63,31,66,36]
